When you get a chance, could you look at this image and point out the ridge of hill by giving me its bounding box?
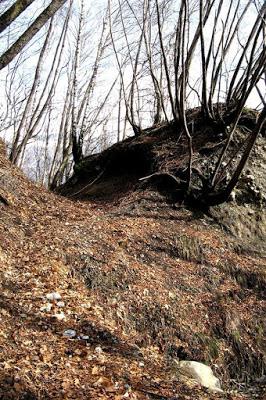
[59,109,266,254]
[0,138,265,399]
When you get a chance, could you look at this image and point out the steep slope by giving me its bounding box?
[0,140,265,399]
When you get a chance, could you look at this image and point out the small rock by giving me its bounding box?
[46,292,61,301]
[80,335,90,340]
[95,346,103,354]
[248,210,255,215]
[40,303,52,312]
[230,191,236,202]
[246,174,255,181]
[53,312,65,321]
[168,291,176,300]
[177,360,223,393]
[57,301,65,307]
[110,298,117,306]
[63,329,76,338]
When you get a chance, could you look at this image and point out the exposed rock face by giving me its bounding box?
[210,136,266,253]
[178,361,223,393]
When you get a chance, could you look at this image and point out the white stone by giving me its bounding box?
[53,312,65,321]
[177,360,223,393]
[230,191,236,202]
[168,291,176,300]
[246,174,254,180]
[46,292,61,301]
[40,303,52,312]
[95,346,103,354]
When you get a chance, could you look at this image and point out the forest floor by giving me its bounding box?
[0,142,265,399]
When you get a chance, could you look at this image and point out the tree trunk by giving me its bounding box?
[0,0,35,34]
[0,0,67,70]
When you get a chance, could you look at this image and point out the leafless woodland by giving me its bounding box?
[0,0,265,204]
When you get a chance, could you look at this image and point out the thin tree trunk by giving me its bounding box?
[199,0,210,119]
[77,11,109,124]
[155,0,177,122]
[9,18,54,163]
[108,0,131,130]
[117,76,122,142]
[143,1,166,124]
[180,0,193,192]
[48,72,73,186]
[211,24,265,187]
[71,0,84,164]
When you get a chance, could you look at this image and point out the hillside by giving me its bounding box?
[0,135,265,400]
[59,108,266,253]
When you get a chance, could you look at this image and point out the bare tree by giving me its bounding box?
[11,2,72,166]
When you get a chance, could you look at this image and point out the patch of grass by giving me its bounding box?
[208,337,220,360]
[174,234,209,263]
[231,240,265,257]
[151,233,211,264]
[81,263,138,292]
[68,254,140,293]
[231,329,241,343]
[254,323,264,346]
[225,335,265,383]
[194,333,220,362]
[216,259,266,299]
[129,300,176,333]
[127,299,186,348]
